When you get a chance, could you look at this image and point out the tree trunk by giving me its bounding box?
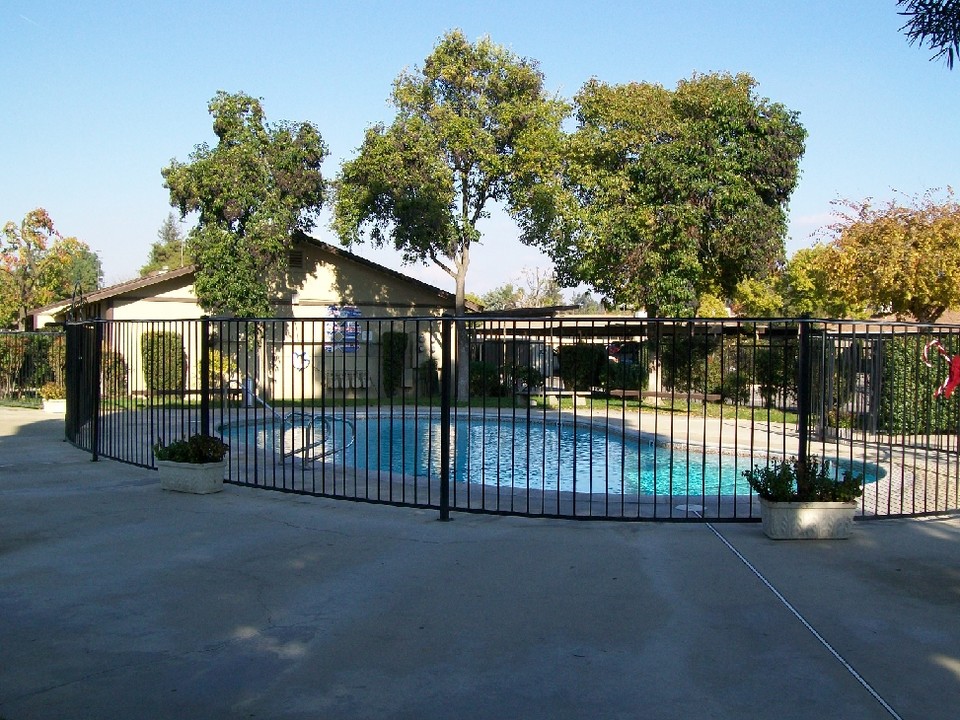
[454,253,471,400]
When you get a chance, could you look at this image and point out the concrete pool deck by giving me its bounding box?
[2,406,960,719]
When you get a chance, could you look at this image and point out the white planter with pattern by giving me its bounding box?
[759,498,857,540]
[157,460,226,494]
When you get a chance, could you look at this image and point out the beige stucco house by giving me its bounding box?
[30,233,471,401]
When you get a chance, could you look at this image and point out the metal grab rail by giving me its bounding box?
[281,411,356,461]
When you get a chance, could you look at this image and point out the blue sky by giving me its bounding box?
[3,1,957,295]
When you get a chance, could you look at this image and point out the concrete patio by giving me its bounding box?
[1,406,959,719]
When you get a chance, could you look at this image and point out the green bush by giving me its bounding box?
[878,335,960,434]
[380,331,408,397]
[755,335,798,408]
[557,343,607,391]
[101,348,129,397]
[470,360,507,397]
[206,347,238,389]
[657,331,717,394]
[0,335,27,395]
[417,357,440,397]
[743,457,863,502]
[141,331,186,392]
[505,364,543,391]
[601,359,648,392]
[657,332,751,402]
[154,434,229,463]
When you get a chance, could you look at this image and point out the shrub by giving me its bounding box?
[0,334,27,394]
[601,359,648,392]
[470,360,507,397]
[743,457,863,502]
[557,343,606,391]
[380,331,408,397]
[39,380,65,400]
[878,335,960,434]
[141,331,186,392]
[657,331,752,402]
[417,357,440,397]
[206,348,238,389]
[754,335,798,408]
[46,334,66,387]
[101,348,129,397]
[656,331,717,394]
[154,434,229,463]
[505,364,543,391]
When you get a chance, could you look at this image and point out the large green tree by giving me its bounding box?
[899,0,960,68]
[536,73,806,317]
[162,91,328,316]
[1,209,102,328]
[333,30,569,314]
[140,212,190,276]
[817,191,960,322]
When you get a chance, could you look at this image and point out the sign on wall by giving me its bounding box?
[323,305,362,353]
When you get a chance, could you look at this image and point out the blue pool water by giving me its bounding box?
[220,413,882,497]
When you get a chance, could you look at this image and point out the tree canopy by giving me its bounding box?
[140,212,190,276]
[535,72,806,317]
[815,190,960,322]
[162,91,328,316]
[1,209,102,328]
[333,30,569,314]
[731,247,867,319]
[899,0,960,68]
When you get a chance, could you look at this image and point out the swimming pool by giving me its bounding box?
[219,413,882,497]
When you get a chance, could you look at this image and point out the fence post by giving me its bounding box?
[91,322,103,462]
[796,319,812,480]
[439,316,452,521]
[200,316,210,437]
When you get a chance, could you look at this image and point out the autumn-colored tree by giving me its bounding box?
[818,190,960,322]
[732,247,870,319]
[1,209,102,328]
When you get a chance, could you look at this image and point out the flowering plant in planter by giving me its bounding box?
[743,457,863,502]
[153,434,229,464]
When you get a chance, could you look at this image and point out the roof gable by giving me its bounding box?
[29,232,475,318]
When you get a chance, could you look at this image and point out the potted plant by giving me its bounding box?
[743,457,864,540]
[39,381,67,414]
[153,434,229,494]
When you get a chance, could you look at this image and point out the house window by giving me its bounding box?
[288,250,304,269]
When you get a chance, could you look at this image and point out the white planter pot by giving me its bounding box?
[759,498,857,540]
[42,398,66,414]
[157,460,226,494]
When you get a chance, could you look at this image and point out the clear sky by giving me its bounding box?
[3,1,957,296]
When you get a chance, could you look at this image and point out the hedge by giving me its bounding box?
[141,331,186,392]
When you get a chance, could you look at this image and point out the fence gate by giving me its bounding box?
[65,322,101,453]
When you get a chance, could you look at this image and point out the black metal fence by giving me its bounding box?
[63,316,960,521]
[0,330,66,406]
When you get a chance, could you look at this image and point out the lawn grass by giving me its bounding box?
[89,391,799,425]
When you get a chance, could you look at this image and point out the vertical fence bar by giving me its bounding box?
[91,322,103,462]
[439,316,452,521]
[796,319,812,477]
[200,316,210,437]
